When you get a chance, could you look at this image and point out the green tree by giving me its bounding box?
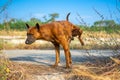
[10,19,25,30]
[49,13,59,22]
[30,18,41,22]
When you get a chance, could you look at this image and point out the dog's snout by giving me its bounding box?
[25,38,36,44]
[25,40,29,44]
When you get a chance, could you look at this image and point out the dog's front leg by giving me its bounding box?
[52,42,60,67]
[69,51,72,64]
[63,45,71,68]
[60,39,71,68]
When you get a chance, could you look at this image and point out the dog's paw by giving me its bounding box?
[65,64,72,69]
[51,64,58,68]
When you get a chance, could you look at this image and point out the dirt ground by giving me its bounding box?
[8,60,120,80]
[1,50,120,80]
[10,62,68,80]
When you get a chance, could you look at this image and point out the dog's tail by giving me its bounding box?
[66,12,70,21]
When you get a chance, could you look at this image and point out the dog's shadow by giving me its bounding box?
[10,53,85,66]
[10,53,55,66]
[10,52,110,66]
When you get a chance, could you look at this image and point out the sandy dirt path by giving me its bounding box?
[3,50,118,66]
[2,50,120,80]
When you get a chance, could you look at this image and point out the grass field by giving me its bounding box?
[0,30,120,50]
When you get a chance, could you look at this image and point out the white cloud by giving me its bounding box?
[31,13,46,18]
[81,15,92,19]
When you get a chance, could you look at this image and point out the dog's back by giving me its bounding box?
[39,13,84,45]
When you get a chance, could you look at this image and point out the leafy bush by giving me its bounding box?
[0,39,4,50]
[78,24,120,33]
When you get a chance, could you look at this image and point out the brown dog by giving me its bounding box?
[25,13,84,68]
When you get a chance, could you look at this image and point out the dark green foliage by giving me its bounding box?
[49,13,59,22]
[0,18,42,31]
[77,20,120,33]
[78,24,120,33]
[9,19,25,30]
[0,24,4,30]
[0,18,120,33]
[0,13,60,30]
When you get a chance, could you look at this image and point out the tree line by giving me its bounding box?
[0,13,59,30]
[0,13,120,33]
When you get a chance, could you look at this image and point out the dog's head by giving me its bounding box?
[25,23,41,44]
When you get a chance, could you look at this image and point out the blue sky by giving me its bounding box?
[0,0,120,25]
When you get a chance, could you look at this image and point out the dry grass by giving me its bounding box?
[0,30,119,50]
[0,30,120,38]
[83,31,120,39]
[66,57,120,80]
[2,42,54,50]
[0,53,34,80]
[0,30,26,36]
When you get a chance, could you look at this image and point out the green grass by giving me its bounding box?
[0,39,4,50]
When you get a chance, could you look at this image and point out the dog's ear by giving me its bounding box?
[36,23,40,31]
[26,23,30,29]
